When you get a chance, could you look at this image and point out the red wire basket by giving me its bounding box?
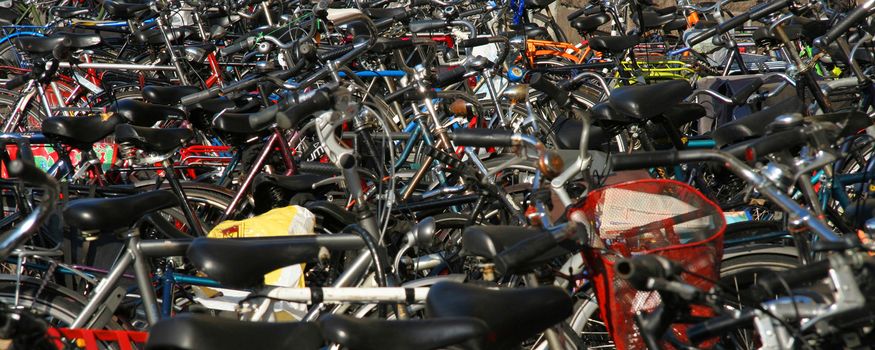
[47,328,148,350]
[571,179,726,350]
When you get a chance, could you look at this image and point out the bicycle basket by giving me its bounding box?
[572,179,725,350]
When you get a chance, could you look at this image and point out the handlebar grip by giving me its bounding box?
[749,0,789,20]
[384,85,415,104]
[450,128,515,147]
[7,160,55,189]
[755,259,831,297]
[611,150,702,170]
[614,255,681,291]
[435,65,467,88]
[815,1,874,47]
[494,230,558,274]
[731,78,763,105]
[687,310,757,344]
[716,12,750,34]
[5,74,29,90]
[688,26,718,46]
[298,161,341,175]
[744,127,807,161]
[276,89,333,129]
[372,38,415,52]
[584,6,603,15]
[180,86,220,106]
[566,7,588,20]
[220,36,255,57]
[409,19,448,33]
[530,73,570,107]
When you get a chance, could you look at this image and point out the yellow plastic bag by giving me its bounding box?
[207,206,316,287]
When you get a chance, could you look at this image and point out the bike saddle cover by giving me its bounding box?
[589,101,636,126]
[136,26,194,44]
[186,237,321,288]
[663,17,688,31]
[794,16,830,39]
[525,0,556,9]
[364,7,409,19]
[212,108,276,134]
[639,9,677,30]
[662,102,707,127]
[589,35,639,55]
[114,124,193,154]
[608,80,692,120]
[55,32,102,49]
[461,226,573,269]
[710,96,803,147]
[753,24,802,47]
[102,0,153,20]
[321,315,488,350]
[501,23,549,39]
[426,282,573,350]
[41,114,122,146]
[143,85,201,105]
[110,99,186,126]
[146,313,323,350]
[63,190,178,233]
[552,116,609,151]
[190,96,240,114]
[15,36,70,55]
[571,13,611,35]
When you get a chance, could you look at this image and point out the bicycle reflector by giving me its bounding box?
[570,179,726,350]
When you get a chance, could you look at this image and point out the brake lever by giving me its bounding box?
[791,148,838,182]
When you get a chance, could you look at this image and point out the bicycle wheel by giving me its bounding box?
[543,244,799,350]
[0,275,121,329]
[719,245,799,300]
[136,182,239,235]
[0,89,45,131]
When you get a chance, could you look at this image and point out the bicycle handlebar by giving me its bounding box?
[0,161,59,260]
[276,87,334,129]
[219,36,257,57]
[610,149,842,243]
[688,0,788,46]
[614,255,682,291]
[814,0,875,47]
[450,128,516,147]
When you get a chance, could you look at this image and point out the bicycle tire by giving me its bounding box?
[0,275,122,329]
